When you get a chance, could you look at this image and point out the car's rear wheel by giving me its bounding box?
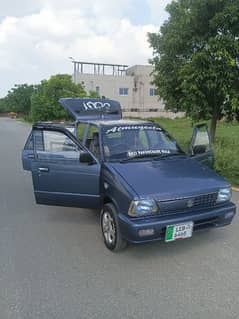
[100,203,127,252]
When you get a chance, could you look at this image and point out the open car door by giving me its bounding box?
[189,124,214,168]
[22,124,101,209]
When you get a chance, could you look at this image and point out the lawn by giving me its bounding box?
[148,117,239,186]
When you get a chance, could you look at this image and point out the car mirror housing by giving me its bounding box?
[189,124,211,156]
[191,144,207,155]
[80,151,94,164]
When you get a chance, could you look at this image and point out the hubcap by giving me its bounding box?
[102,211,116,245]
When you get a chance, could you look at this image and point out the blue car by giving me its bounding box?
[22,98,236,251]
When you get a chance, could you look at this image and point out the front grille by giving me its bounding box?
[193,193,218,208]
[158,192,218,215]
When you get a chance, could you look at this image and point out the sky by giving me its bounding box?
[0,0,171,97]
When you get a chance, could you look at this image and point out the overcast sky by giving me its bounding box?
[0,0,171,97]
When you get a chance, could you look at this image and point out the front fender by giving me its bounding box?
[101,163,135,215]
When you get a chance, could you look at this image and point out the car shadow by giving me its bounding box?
[45,205,230,258]
[46,206,100,226]
[126,227,229,258]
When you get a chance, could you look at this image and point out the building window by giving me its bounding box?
[95,86,100,94]
[119,88,129,96]
[149,88,157,96]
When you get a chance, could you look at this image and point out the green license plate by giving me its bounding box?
[165,222,194,242]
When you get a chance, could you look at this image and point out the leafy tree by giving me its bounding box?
[88,90,100,98]
[4,84,36,115]
[149,0,239,141]
[0,98,8,113]
[31,74,87,121]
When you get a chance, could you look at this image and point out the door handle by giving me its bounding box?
[28,154,34,159]
[38,167,49,173]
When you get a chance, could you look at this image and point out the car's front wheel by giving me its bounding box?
[100,203,127,252]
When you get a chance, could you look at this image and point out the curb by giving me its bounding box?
[232,187,239,192]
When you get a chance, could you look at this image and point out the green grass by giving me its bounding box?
[148,117,239,186]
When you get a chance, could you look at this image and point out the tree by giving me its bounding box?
[31,74,87,121]
[88,90,100,98]
[0,98,8,113]
[148,0,239,141]
[3,84,36,115]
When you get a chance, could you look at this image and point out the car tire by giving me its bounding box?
[100,203,127,252]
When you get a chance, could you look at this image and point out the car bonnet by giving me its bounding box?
[109,156,229,201]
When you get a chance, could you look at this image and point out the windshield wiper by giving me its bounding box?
[119,151,185,163]
[120,153,162,163]
[152,152,185,161]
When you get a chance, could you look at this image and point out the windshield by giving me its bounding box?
[102,124,183,161]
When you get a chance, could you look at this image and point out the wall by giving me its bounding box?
[74,64,184,119]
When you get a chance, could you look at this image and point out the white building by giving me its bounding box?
[71,61,183,118]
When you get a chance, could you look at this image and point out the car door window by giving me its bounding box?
[43,131,77,152]
[35,130,80,162]
[24,132,34,150]
[193,131,210,150]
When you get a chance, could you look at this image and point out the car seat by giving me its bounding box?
[89,132,100,158]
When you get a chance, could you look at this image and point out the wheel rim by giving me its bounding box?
[102,211,116,245]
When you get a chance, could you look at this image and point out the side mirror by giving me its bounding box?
[80,151,94,164]
[192,145,207,155]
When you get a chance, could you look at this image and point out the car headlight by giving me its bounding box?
[217,187,232,203]
[128,199,158,217]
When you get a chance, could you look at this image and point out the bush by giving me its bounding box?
[5,84,35,115]
[214,137,239,186]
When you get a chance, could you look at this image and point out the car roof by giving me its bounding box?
[78,119,154,126]
[34,121,75,126]
[33,119,159,131]
[33,122,75,130]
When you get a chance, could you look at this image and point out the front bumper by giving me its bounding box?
[118,202,236,244]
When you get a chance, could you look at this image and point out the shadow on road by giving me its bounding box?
[46,206,100,226]
[127,228,229,258]
[43,204,230,258]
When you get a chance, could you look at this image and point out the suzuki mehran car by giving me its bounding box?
[22,98,236,251]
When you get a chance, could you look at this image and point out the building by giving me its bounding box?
[71,61,184,118]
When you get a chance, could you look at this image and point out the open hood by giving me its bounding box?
[59,98,122,121]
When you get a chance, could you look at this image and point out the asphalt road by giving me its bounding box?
[0,117,238,319]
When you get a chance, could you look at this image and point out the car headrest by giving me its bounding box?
[92,132,99,146]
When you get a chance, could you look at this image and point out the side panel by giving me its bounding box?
[101,164,134,214]
[32,159,101,208]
